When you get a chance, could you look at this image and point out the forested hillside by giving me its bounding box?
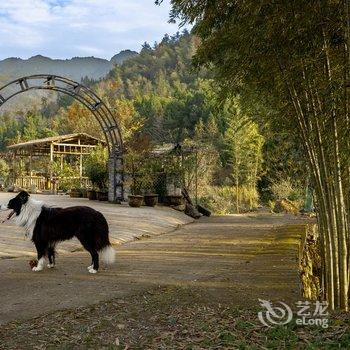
[0,50,138,112]
[0,31,304,213]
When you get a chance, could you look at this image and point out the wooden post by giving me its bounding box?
[50,142,54,162]
[78,138,83,186]
[49,142,54,191]
[79,154,83,182]
[195,148,198,205]
[29,150,32,191]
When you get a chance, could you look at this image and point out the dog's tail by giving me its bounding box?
[99,244,116,265]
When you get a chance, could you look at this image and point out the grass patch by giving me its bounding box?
[0,286,349,349]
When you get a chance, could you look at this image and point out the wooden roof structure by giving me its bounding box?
[7,133,107,192]
[8,133,106,157]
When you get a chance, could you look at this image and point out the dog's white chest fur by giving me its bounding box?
[15,198,43,239]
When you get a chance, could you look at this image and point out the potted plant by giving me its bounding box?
[134,162,157,207]
[165,194,183,206]
[142,176,158,207]
[127,176,144,207]
[162,152,184,206]
[80,187,88,198]
[128,194,144,207]
[124,137,150,208]
[164,177,183,206]
[69,188,82,198]
[87,188,97,200]
[68,179,82,198]
[144,193,158,207]
[97,188,109,201]
[85,145,109,201]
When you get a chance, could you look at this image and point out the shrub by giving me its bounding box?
[49,161,80,192]
[85,145,108,190]
[0,159,9,185]
[199,185,259,215]
[270,177,304,208]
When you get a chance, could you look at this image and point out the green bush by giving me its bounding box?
[199,185,259,215]
[49,161,80,192]
[0,159,9,184]
[85,145,108,190]
[270,178,304,208]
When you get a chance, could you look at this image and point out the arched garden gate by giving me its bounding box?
[0,75,124,202]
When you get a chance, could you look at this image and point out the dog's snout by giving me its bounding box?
[0,204,9,211]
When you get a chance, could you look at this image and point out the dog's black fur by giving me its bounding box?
[8,190,29,216]
[5,191,114,272]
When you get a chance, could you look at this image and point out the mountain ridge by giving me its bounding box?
[0,50,138,83]
[0,49,138,112]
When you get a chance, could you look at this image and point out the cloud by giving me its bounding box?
[0,0,183,59]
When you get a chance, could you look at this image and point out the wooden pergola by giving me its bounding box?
[8,133,106,192]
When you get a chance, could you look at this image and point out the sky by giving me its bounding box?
[0,0,184,60]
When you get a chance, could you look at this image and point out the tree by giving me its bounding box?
[0,113,21,150]
[22,113,42,141]
[0,159,9,185]
[223,101,264,212]
[166,0,350,310]
[56,102,103,139]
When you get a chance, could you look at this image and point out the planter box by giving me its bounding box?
[165,195,183,206]
[87,189,97,200]
[128,195,144,208]
[144,194,159,207]
[97,191,108,201]
[70,189,82,198]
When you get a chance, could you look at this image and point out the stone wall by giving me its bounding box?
[108,155,124,202]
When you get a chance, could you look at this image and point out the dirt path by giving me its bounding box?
[0,213,307,325]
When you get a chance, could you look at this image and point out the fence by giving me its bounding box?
[14,176,90,191]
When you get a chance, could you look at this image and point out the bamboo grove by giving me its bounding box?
[166,0,350,309]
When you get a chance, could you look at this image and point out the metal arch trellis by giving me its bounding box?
[0,74,124,202]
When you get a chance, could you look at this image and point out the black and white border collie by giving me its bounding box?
[0,191,115,273]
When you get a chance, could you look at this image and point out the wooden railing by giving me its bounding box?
[15,176,47,191]
[15,176,91,191]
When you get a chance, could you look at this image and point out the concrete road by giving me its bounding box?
[0,213,307,325]
[0,193,193,258]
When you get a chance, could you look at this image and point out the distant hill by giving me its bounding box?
[111,50,138,65]
[0,50,138,112]
[0,50,138,83]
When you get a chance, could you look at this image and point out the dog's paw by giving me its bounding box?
[88,268,98,274]
[32,266,43,272]
[47,263,55,269]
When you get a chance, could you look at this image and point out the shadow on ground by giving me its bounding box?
[0,214,307,325]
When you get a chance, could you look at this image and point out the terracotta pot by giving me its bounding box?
[144,194,158,207]
[70,189,82,198]
[97,191,108,201]
[128,195,143,207]
[87,189,97,200]
[165,195,183,206]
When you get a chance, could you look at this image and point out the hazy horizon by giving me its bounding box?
[0,49,138,61]
[0,0,184,60]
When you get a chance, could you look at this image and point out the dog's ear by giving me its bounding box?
[18,191,30,204]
